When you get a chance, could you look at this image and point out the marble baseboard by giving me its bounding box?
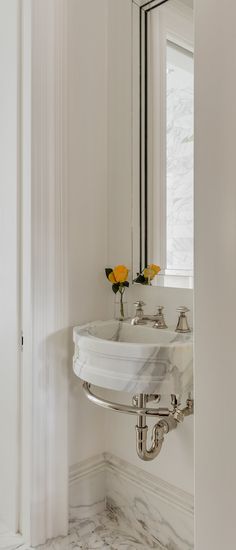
[105,453,194,549]
[69,453,194,549]
[69,454,106,524]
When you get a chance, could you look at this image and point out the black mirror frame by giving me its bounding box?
[133,0,169,272]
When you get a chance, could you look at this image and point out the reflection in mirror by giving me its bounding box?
[166,40,193,274]
[136,0,194,288]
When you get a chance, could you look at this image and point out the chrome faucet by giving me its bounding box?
[131,301,146,325]
[175,307,191,333]
[131,301,168,329]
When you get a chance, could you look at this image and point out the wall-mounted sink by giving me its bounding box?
[73,320,193,395]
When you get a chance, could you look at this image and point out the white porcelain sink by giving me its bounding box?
[73,320,193,395]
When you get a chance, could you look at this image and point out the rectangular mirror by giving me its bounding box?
[132,0,194,288]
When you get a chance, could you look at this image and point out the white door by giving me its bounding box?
[0,0,20,533]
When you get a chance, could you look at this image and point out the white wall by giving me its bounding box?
[106,0,194,495]
[0,0,19,532]
[67,0,110,467]
[107,0,133,270]
[67,0,193,493]
[195,0,236,547]
[67,0,193,495]
[106,288,193,494]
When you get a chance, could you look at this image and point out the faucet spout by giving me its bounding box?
[131,300,146,325]
[131,302,168,329]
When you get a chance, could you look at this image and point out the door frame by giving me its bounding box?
[20,0,69,545]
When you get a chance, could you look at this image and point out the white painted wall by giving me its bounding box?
[67,0,193,494]
[16,0,236,543]
[68,0,109,467]
[0,0,19,532]
[106,0,194,495]
[107,0,133,270]
[195,0,236,547]
[105,285,194,494]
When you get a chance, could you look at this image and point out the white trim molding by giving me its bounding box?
[69,454,106,487]
[69,455,106,523]
[104,453,193,516]
[21,0,69,545]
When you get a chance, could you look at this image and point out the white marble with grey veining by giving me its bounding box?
[6,512,148,550]
[0,521,24,550]
[67,452,193,550]
[73,320,193,395]
[5,451,194,550]
[105,453,194,550]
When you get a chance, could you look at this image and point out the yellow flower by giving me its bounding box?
[149,264,161,275]
[143,264,161,280]
[108,271,116,283]
[112,265,129,283]
[143,267,155,280]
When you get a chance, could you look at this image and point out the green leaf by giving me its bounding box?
[112,283,120,294]
[133,274,147,285]
[105,268,113,280]
[123,281,129,287]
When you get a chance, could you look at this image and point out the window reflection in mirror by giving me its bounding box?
[140,0,194,288]
[166,41,193,274]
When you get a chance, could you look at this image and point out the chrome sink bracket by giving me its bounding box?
[82,382,194,462]
[83,382,171,417]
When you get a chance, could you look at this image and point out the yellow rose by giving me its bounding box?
[113,265,129,283]
[149,264,161,275]
[108,272,116,283]
[143,264,161,280]
[143,267,156,280]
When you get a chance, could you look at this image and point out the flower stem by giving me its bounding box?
[119,287,125,319]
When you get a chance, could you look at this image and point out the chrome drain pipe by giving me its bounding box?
[136,406,178,461]
[136,397,193,461]
[136,422,166,461]
[82,382,193,462]
[135,393,166,461]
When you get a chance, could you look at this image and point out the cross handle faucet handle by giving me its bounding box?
[153,306,168,329]
[176,306,190,314]
[134,300,146,308]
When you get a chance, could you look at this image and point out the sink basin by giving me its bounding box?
[73,320,193,395]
